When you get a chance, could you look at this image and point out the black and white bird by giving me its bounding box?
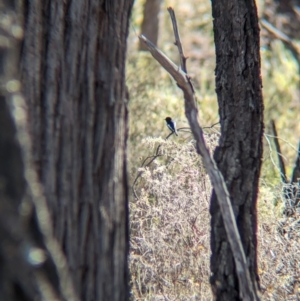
[165,117,178,136]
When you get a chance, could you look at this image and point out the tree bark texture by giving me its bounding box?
[210,1,263,300]
[20,1,133,300]
[0,2,78,301]
[0,18,36,295]
[139,0,162,50]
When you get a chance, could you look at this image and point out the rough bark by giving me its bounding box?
[20,0,133,300]
[139,0,162,50]
[210,0,263,300]
[0,2,78,300]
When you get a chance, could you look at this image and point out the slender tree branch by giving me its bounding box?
[140,35,188,89]
[261,18,300,65]
[139,9,258,300]
[270,120,288,183]
[177,127,192,132]
[290,142,300,209]
[270,122,300,210]
[291,142,300,184]
[261,19,295,46]
[132,133,175,199]
[167,7,187,73]
[132,123,218,198]
[203,121,220,129]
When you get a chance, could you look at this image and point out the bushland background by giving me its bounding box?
[128,0,300,300]
[0,0,299,300]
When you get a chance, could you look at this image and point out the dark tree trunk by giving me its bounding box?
[210,0,263,300]
[19,0,133,300]
[139,0,162,50]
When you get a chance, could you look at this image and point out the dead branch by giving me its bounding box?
[167,7,187,73]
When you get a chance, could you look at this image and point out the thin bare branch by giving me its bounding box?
[271,120,288,183]
[167,7,187,73]
[291,142,300,184]
[139,35,190,90]
[132,133,176,199]
[261,19,300,54]
[202,121,220,129]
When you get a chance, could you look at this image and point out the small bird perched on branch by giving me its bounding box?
[165,117,178,136]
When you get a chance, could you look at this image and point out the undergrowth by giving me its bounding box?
[130,134,216,300]
[127,0,300,300]
[129,135,300,300]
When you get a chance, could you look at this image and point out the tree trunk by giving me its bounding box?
[0,2,78,300]
[139,0,162,50]
[20,1,133,300]
[210,0,263,300]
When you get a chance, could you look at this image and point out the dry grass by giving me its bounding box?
[129,135,300,301]
[130,134,217,300]
[128,1,300,300]
[257,192,300,301]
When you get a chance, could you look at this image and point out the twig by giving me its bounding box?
[261,19,295,46]
[167,7,195,94]
[264,133,288,178]
[132,133,176,199]
[260,18,300,61]
[167,7,187,73]
[265,134,299,152]
[291,142,300,184]
[132,122,218,198]
[271,120,288,183]
[202,121,220,129]
[177,127,192,132]
[139,10,257,301]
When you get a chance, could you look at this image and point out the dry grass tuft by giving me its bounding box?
[257,189,300,301]
[130,134,217,300]
[129,136,300,301]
